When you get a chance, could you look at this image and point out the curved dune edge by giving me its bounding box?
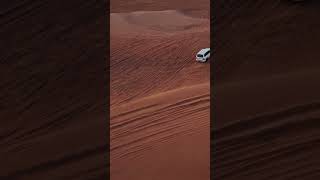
[111,10,209,36]
[111,82,209,115]
[110,8,210,106]
[110,82,210,180]
[110,0,209,14]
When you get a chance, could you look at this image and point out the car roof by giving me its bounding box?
[197,48,210,55]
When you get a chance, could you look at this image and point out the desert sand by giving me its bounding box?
[110,0,210,179]
[212,1,320,179]
[0,1,108,179]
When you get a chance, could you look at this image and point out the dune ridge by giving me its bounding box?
[110,2,210,180]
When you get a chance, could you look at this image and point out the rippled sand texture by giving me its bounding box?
[110,0,210,179]
[212,1,320,179]
[0,1,108,179]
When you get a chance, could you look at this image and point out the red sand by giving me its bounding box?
[110,1,210,180]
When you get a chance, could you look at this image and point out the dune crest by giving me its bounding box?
[111,10,209,36]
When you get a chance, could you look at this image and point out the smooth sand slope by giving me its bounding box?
[212,1,320,179]
[110,2,210,180]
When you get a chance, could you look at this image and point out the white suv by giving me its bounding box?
[196,48,210,62]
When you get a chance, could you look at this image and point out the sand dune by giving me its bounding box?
[212,1,320,179]
[110,3,210,180]
[213,70,320,179]
[111,83,209,180]
[111,10,209,106]
[111,0,209,17]
[0,1,108,179]
[111,10,208,36]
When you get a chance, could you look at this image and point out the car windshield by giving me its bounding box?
[197,54,203,57]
